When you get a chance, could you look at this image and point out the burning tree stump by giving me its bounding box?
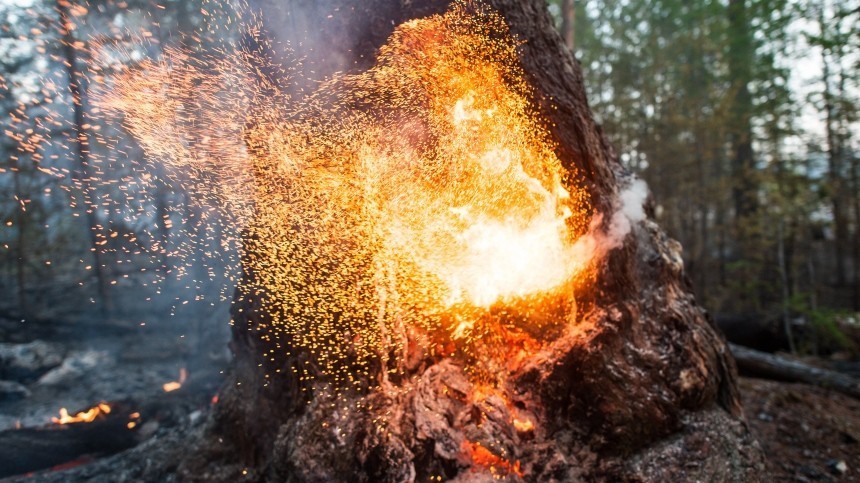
[104,0,765,481]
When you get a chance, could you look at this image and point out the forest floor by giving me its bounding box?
[741,377,860,482]
[2,312,859,481]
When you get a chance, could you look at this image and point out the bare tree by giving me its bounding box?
[56,0,112,313]
[560,0,575,51]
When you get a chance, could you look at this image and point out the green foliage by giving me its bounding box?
[553,0,860,344]
[788,293,856,355]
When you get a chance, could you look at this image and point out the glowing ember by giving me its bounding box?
[162,367,187,392]
[127,411,141,430]
[512,417,534,433]
[464,441,523,479]
[52,402,111,424]
[162,381,181,392]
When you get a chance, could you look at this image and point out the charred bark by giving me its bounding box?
[0,407,139,478]
[177,1,765,481]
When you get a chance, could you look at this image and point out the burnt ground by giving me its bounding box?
[0,316,229,431]
[741,377,860,482]
[0,302,231,480]
[1,312,859,482]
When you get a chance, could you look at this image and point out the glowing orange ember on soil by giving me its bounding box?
[464,441,523,479]
[162,367,187,392]
[52,402,111,424]
[162,381,181,392]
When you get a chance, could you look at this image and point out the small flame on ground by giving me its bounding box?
[162,367,187,392]
[52,402,111,424]
[127,411,141,430]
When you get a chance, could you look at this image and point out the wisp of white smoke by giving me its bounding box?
[566,178,649,269]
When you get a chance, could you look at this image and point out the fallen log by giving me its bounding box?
[0,370,221,479]
[730,343,860,399]
[0,401,139,478]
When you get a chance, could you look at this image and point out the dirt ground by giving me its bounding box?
[3,317,858,482]
[740,377,860,482]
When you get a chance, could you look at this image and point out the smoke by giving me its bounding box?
[568,178,649,268]
[607,178,649,249]
[246,0,415,97]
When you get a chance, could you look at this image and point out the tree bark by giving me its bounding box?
[179,1,765,481]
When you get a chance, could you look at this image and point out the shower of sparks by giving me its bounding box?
[7,0,608,391]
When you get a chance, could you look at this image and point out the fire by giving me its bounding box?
[512,417,534,433]
[162,382,181,392]
[127,411,141,430]
[52,402,111,424]
[94,1,597,387]
[463,441,523,479]
[162,367,187,392]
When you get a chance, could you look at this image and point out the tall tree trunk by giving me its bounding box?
[727,0,756,218]
[822,48,848,287]
[12,154,27,319]
[777,219,796,354]
[818,4,850,288]
[176,1,763,481]
[57,0,112,314]
[852,156,859,311]
[560,0,575,52]
[727,0,759,309]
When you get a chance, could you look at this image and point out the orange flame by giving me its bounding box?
[512,417,534,433]
[162,367,187,392]
[162,381,181,392]
[464,441,523,478]
[52,402,111,424]
[95,2,594,386]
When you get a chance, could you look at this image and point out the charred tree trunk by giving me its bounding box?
[179,1,764,481]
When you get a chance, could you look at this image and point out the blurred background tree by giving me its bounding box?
[0,0,233,354]
[548,0,859,354]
